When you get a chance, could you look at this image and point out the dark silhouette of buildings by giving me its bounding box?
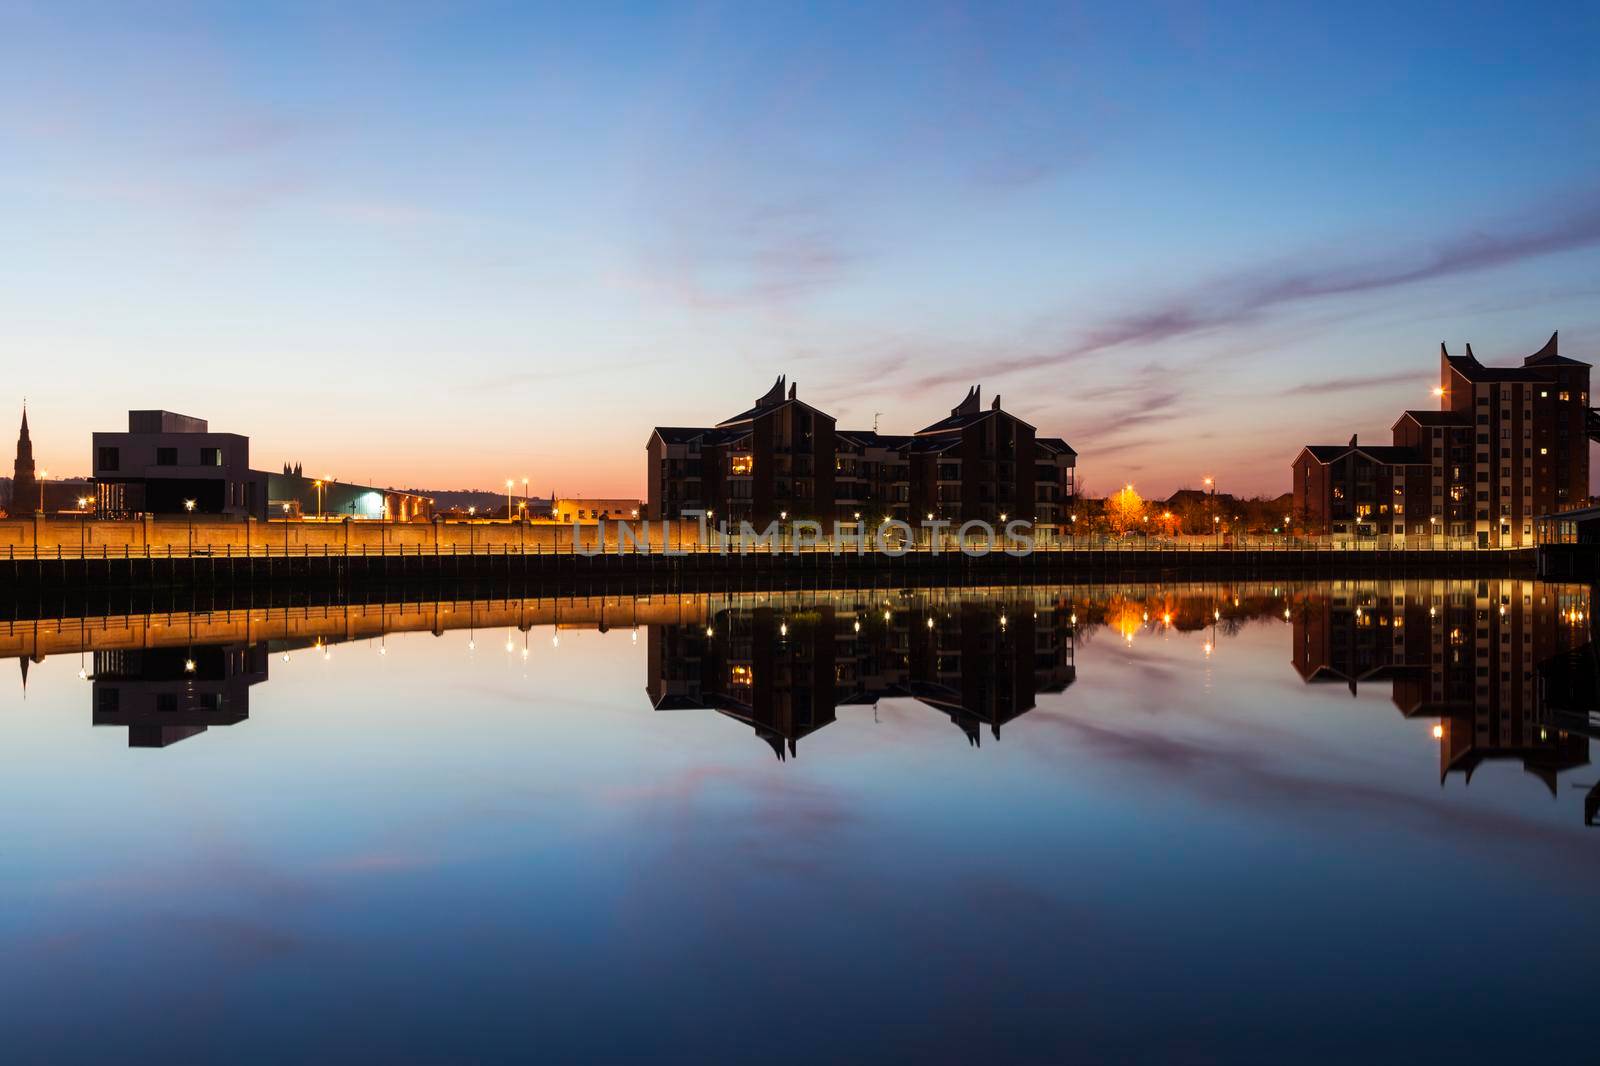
[1293,333,1594,546]
[647,596,1076,757]
[93,409,264,518]
[91,643,268,748]
[90,409,431,520]
[646,378,1076,531]
[1291,579,1591,793]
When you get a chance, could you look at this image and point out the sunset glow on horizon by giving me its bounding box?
[5,2,1599,497]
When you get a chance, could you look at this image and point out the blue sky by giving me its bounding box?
[3,1,1598,495]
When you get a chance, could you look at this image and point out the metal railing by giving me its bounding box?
[0,533,1522,561]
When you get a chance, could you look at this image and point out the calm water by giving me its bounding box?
[3,580,1599,1063]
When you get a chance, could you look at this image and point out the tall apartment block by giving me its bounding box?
[1293,333,1593,547]
[647,378,1076,531]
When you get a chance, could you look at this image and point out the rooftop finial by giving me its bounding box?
[952,385,981,417]
[1528,330,1560,361]
[757,374,787,408]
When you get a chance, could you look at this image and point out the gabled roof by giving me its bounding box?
[649,426,748,447]
[915,385,1036,435]
[716,395,833,428]
[1296,444,1427,466]
[1394,409,1470,428]
[1036,436,1076,457]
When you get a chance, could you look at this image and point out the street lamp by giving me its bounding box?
[282,502,292,555]
[313,479,324,518]
[184,498,196,552]
[522,477,529,518]
[506,479,514,521]
[77,496,90,555]
[37,469,47,513]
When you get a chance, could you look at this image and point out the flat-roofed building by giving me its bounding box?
[92,410,264,518]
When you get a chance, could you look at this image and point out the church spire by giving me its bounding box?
[12,402,36,514]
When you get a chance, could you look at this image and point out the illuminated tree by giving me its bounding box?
[1105,485,1147,536]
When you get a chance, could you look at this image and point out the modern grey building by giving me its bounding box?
[92,410,266,518]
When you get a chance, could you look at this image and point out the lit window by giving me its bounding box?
[730,454,754,475]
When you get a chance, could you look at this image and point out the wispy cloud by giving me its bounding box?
[907,186,1600,395]
[1277,369,1421,397]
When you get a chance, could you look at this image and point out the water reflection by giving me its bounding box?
[5,579,1600,1061]
[6,581,1598,791]
[649,596,1075,755]
[1290,581,1594,797]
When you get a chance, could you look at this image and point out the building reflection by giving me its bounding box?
[6,581,1600,820]
[647,595,1077,757]
[1290,579,1593,795]
[92,644,268,747]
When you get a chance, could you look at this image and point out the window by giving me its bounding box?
[156,447,177,466]
[730,454,754,475]
[200,447,222,466]
[97,446,119,471]
[1540,447,1548,455]
[1559,391,1571,402]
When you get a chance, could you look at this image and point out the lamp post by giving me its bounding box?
[77,496,90,555]
[314,479,324,519]
[522,477,529,518]
[506,479,515,522]
[37,469,47,513]
[282,502,291,555]
[184,498,196,553]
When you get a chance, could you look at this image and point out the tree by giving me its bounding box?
[1105,485,1147,536]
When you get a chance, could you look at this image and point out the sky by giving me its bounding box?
[3,0,1599,498]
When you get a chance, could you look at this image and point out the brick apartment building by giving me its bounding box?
[1293,333,1593,546]
[646,378,1076,531]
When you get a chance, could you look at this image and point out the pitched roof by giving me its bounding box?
[716,396,832,428]
[650,426,747,447]
[1297,444,1427,466]
[1036,436,1077,457]
[1394,409,1471,428]
[915,385,1036,435]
